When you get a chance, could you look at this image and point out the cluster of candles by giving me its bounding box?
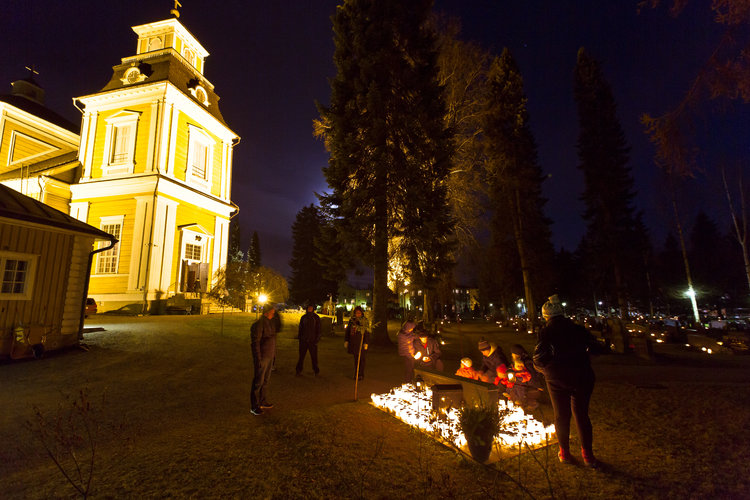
[371,383,555,450]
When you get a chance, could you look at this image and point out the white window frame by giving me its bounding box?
[0,251,38,300]
[102,112,140,175]
[95,216,124,275]
[180,230,207,265]
[186,125,213,188]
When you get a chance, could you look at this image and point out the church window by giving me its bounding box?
[183,47,194,65]
[0,252,37,300]
[185,243,202,261]
[96,218,122,274]
[103,112,139,175]
[148,36,163,51]
[111,123,134,163]
[187,125,212,185]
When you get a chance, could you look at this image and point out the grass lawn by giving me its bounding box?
[1,312,749,498]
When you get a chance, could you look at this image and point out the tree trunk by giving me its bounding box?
[513,189,536,330]
[722,167,750,299]
[671,182,699,322]
[613,264,628,319]
[423,288,433,324]
[372,188,391,346]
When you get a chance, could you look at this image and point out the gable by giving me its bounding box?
[0,114,78,175]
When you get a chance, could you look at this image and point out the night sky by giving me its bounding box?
[2,1,746,278]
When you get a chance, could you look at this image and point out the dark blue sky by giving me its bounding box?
[1,1,746,277]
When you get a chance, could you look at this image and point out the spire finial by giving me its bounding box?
[170,0,182,18]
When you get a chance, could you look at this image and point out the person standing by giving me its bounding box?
[397,320,418,383]
[250,304,277,416]
[533,295,598,467]
[296,303,321,376]
[344,306,370,380]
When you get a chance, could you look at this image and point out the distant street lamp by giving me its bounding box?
[685,287,700,323]
[256,293,268,319]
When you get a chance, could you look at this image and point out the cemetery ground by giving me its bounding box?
[1,312,749,499]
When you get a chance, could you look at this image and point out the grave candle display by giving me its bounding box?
[371,383,555,451]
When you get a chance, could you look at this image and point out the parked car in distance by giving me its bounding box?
[85,298,97,317]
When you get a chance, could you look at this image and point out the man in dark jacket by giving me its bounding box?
[250,304,277,415]
[296,304,321,376]
[533,295,597,467]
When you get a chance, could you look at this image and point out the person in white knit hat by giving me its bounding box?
[534,294,598,467]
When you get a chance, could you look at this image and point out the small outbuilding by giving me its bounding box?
[0,184,117,359]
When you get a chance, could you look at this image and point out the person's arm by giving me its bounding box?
[251,323,262,360]
[532,333,554,373]
[430,339,441,360]
[314,316,322,343]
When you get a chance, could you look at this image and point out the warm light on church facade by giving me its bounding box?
[0,14,239,313]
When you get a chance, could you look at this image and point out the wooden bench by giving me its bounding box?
[414,367,500,411]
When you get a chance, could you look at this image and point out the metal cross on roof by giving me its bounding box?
[25,65,39,78]
[170,0,182,18]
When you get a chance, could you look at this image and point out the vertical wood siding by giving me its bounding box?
[0,221,75,355]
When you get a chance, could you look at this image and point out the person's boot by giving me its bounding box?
[558,447,574,464]
[582,447,598,468]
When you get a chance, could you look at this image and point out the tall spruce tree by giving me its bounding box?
[289,205,338,306]
[227,218,242,264]
[247,231,261,270]
[574,47,638,318]
[317,0,454,340]
[484,48,555,328]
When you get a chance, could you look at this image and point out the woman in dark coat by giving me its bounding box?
[344,306,370,380]
[397,320,418,383]
[533,295,597,467]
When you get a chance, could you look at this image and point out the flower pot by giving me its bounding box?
[466,433,494,463]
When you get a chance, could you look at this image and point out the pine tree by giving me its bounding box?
[247,231,261,270]
[227,217,242,264]
[288,205,338,306]
[484,48,555,328]
[574,47,639,318]
[317,0,455,341]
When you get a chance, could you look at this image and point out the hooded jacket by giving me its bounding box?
[478,343,508,383]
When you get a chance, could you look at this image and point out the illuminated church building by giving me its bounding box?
[0,14,239,312]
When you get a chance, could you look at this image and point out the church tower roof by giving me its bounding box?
[87,17,228,126]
